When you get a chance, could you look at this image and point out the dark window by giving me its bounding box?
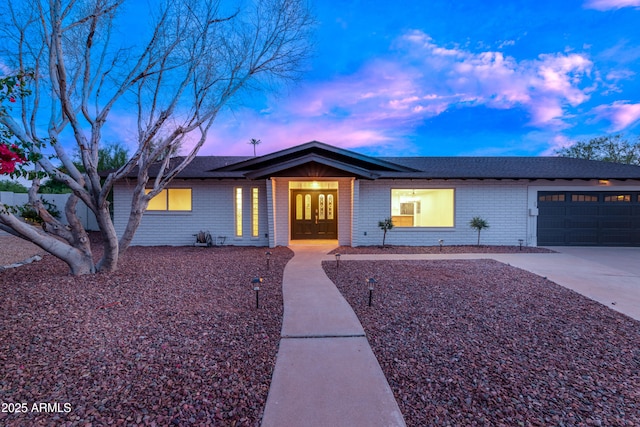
[571,194,598,202]
[539,193,565,202]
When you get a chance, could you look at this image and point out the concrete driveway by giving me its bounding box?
[492,247,640,321]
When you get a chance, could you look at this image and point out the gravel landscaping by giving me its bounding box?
[323,259,640,426]
[0,234,46,267]
[1,242,292,426]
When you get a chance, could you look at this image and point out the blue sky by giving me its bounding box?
[6,0,639,159]
[187,0,640,157]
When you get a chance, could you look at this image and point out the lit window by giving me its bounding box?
[252,187,259,237]
[235,188,243,237]
[145,188,192,211]
[390,189,454,227]
[604,194,630,202]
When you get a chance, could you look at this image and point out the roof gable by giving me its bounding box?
[214,141,417,179]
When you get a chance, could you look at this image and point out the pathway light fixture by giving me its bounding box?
[265,251,272,270]
[252,277,263,309]
[367,278,376,307]
[335,253,341,270]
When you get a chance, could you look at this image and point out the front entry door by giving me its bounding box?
[291,190,338,239]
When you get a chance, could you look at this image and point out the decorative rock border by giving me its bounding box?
[0,254,44,271]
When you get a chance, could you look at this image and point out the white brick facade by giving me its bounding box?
[114,177,640,248]
[111,145,640,248]
[114,179,269,247]
[354,179,529,247]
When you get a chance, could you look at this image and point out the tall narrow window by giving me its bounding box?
[319,194,325,220]
[252,187,259,237]
[327,194,334,220]
[296,194,303,220]
[235,188,243,237]
[304,194,312,220]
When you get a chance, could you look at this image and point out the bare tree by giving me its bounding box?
[0,0,314,274]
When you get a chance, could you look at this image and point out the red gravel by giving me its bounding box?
[323,259,640,427]
[329,245,555,254]
[1,243,293,426]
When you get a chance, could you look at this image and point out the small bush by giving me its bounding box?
[378,217,394,247]
[469,216,489,246]
[18,200,61,224]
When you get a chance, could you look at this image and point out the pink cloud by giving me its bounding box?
[583,0,640,10]
[181,31,601,156]
[592,101,640,131]
[398,31,593,127]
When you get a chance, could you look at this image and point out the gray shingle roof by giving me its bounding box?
[119,142,640,181]
[378,156,640,179]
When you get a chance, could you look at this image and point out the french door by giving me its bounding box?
[291,190,337,239]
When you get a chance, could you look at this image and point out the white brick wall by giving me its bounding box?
[114,176,640,248]
[354,179,529,247]
[114,179,269,246]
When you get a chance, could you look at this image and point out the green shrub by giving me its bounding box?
[377,217,394,247]
[18,200,61,224]
[0,179,28,193]
[469,216,490,246]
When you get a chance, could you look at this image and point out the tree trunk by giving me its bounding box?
[0,208,95,275]
[95,204,119,272]
[117,190,147,258]
[477,230,481,246]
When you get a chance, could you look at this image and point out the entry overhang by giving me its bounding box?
[243,153,381,180]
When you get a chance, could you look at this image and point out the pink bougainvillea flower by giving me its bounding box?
[9,97,16,103]
[0,144,25,174]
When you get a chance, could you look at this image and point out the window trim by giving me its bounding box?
[390,188,455,228]
[235,187,243,237]
[145,188,192,212]
[251,187,259,238]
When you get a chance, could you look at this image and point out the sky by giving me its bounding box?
[191,0,640,157]
[5,0,640,159]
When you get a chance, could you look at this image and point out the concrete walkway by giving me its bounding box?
[262,245,640,426]
[261,243,406,427]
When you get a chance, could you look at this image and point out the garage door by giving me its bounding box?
[537,191,640,246]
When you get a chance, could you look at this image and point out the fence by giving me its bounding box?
[0,191,99,231]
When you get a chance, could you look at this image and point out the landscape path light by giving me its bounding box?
[367,278,377,307]
[438,239,444,251]
[265,251,272,270]
[335,253,341,270]
[518,239,524,251]
[252,277,263,309]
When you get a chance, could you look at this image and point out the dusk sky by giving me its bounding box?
[12,0,640,159]
[194,0,640,157]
